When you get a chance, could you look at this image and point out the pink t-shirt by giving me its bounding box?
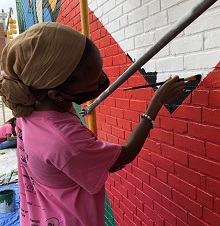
[17,108,121,226]
[0,123,13,138]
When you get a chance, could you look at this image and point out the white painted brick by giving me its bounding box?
[96,0,108,7]
[205,29,220,49]
[112,29,125,42]
[120,37,135,52]
[103,0,116,14]
[149,0,161,16]
[125,21,144,38]
[184,51,220,70]
[116,0,126,6]
[120,15,128,28]
[88,0,98,11]
[168,0,201,24]
[128,5,149,24]
[171,34,203,55]
[135,32,155,48]
[106,18,120,33]
[143,11,167,32]
[122,0,141,14]
[109,6,123,22]
[185,9,220,35]
[142,0,154,5]
[154,45,170,58]
[156,56,184,72]
[161,0,181,10]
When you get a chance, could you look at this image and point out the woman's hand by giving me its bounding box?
[151,76,185,107]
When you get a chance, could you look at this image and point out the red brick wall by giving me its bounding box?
[56,1,220,225]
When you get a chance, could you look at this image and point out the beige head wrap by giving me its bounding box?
[0,22,86,117]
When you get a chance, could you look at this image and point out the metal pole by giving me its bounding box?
[81,0,218,116]
[80,0,98,135]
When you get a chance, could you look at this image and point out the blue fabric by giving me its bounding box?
[0,140,17,150]
[0,183,20,226]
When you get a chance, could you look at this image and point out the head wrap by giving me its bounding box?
[0,22,86,117]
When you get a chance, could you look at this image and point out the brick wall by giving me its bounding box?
[17,0,220,225]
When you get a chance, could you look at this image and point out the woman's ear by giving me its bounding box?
[47,90,65,101]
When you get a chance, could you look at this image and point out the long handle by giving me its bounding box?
[81,0,218,116]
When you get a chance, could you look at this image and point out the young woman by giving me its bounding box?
[0,22,184,226]
[0,117,17,150]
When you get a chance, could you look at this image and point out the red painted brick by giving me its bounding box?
[188,214,209,226]
[209,90,220,107]
[137,208,154,226]
[135,188,154,209]
[143,204,164,226]
[177,218,188,226]
[173,105,202,122]
[103,56,113,67]
[132,166,150,185]
[123,109,139,122]
[105,115,117,126]
[197,188,213,209]
[160,116,187,133]
[130,99,147,112]
[174,133,205,156]
[112,53,127,65]
[206,142,220,163]
[207,177,220,196]
[137,158,156,176]
[123,215,136,226]
[168,174,196,198]
[189,154,220,179]
[173,190,203,217]
[111,126,125,139]
[203,207,220,226]
[127,191,143,211]
[156,168,168,183]
[99,104,111,115]
[192,89,209,106]
[150,128,173,145]
[161,196,187,223]
[175,164,206,189]
[203,107,220,126]
[126,172,143,191]
[151,153,175,173]
[143,182,162,204]
[214,198,220,214]
[121,177,136,195]
[116,118,132,130]
[150,176,172,198]
[115,98,130,110]
[121,197,137,217]
[104,44,120,56]
[104,96,116,107]
[154,202,177,226]
[161,143,188,165]
[143,138,161,154]
[188,122,220,144]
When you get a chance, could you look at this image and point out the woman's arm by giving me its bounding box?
[110,76,185,170]
[6,134,17,141]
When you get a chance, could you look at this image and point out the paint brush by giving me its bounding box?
[123,74,201,91]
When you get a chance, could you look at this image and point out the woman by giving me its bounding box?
[0,22,184,225]
[0,117,17,150]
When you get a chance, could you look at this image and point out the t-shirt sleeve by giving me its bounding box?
[61,139,121,195]
[4,124,13,135]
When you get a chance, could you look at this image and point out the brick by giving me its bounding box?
[137,208,154,226]
[130,99,147,112]
[123,109,140,122]
[154,202,177,226]
[116,118,132,130]
[177,218,188,226]
[161,143,188,165]
[207,177,220,197]
[136,188,154,209]
[111,126,125,139]
[203,207,220,226]
[174,133,205,156]
[137,157,156,176]
[214,198,220,214]
[160,116,187,133]
[188,122,220,144]
[168,175,196,199]
[104,96,116,107]
[189,154,220,179]
[143,204,164,226]
[143,138,161,154]
[209,90,220,107]
[115,98,130,110]
[156,167,168,183]
[151,153,175,173]
[192,89,209,106]
[121,195,137,216]
[174,164,206,189]
[202,107,220,126]
[173,190,203,217]
[173,105,202,122]
[206,142,220,163]
[150,128,173,145]
[121,177,136,195]
[105,115,117,126]
[126,172,143,191]
[143,183,162,204]
[150,176,172,198]
[132,165,150,185]
[161,196,187,223]
[197,188,213,209]
[188,214,209,226]
[127,191,143,212]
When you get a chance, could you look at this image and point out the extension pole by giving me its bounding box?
[80,0,98,135]
[81,0,218,116]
